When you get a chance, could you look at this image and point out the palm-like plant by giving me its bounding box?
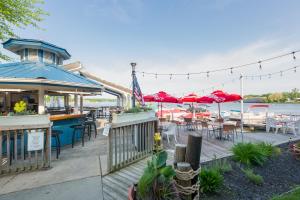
[137,151,179,200]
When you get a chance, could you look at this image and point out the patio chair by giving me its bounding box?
[162,123,177,143]
[284,120,300,135]
[184,118,194,130]
[223,124,236,142]
[201,121,216,139]
[266,117,284,134]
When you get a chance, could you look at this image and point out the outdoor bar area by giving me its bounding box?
[0,38,103,174]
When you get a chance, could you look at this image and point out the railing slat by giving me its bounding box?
[0,131,2,174]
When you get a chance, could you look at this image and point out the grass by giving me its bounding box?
[231,142,281,166]
[271,186,300,200]
[199,168,224,194]
[242,168,264,185]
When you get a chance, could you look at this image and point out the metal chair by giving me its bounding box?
[51,129,62,159]
[70,117,88,148]
[223,124,236,142]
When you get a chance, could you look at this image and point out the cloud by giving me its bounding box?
[84,38,300,96]
[83,0,143,23]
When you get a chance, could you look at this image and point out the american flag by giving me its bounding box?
[133,75,145,105]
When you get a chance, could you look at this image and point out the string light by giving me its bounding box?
[207,71,209,78]
[136,50,300,78]
[169,74,172,80]
[187,73,190,79]
[293,52,296,60]
[294,67,297,73]
[142,72,144,77]
[155,73,157,79]
[258,61,262,70]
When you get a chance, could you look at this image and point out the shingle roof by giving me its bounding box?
[0,61,102,90]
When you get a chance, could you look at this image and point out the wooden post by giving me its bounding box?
[80,94,83,114]
[174,144,187,166]
[74,94,78,113]
[176,162,192,200]
[185,133,202,170]
[38,88,45,114]
[185,133,202,197]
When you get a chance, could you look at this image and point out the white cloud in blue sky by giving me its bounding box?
[2,0,300,96]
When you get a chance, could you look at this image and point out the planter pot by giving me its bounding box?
[0,114,51,129]
[128,184,137,200]
[289,144,300,159]
[112,111,156,124]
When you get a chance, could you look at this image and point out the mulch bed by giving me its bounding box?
[200,141,300,200]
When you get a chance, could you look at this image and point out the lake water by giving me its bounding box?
[84,101,300,115]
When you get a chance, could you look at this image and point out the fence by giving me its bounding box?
[0,115,51,175]
[107,117,157,173]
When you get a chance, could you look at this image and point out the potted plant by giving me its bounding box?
[112,106,156,124]
[289,141,300,160]
[128,151,180,200]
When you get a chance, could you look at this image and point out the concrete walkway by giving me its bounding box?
[0,176,104,200]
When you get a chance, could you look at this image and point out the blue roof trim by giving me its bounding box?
[0,81,102,91]
[0,61,102,89]
[3,38,71,60]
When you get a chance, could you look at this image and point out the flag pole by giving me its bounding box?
[240,73,244,142]
[131,62,137,108]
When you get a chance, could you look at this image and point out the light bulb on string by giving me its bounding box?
[155,73,157,79]
[169,74,172,80]
[294,67,297,73]
[187,73,190,79]
[280,71,283,77]
[142,72,144,77]
[258,61,262,70]
[293,52,296,60]
[230,67,233,74]
[207,71,209,78]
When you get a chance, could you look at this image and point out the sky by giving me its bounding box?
[3,0,300,97]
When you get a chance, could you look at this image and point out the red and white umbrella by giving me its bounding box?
[144,91,181,118]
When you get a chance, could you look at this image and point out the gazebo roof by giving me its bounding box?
[3,38,71,60]
[0,61,102,91]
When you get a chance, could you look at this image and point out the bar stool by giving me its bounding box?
[51,129,62,159]
[70,117,87,148]
[85,111,97,139]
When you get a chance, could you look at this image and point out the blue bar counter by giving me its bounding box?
[50,114,85,146]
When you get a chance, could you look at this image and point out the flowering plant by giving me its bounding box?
[14,100,27,113]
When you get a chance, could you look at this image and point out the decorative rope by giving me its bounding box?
[174,181,200,195]
[175,167,201,181]
[174,167,201,196]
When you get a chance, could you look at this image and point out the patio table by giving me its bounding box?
[208,121,237,140]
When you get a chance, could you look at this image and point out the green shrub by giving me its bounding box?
[257,142,281,157]
[271,186,300,200]
[242,168,264,185]
[137,151,179,200]
[231,143,267,166]
[211,158,232,173]
[124,106,152,113]
[231,142,280,166]
[199,168,224,194]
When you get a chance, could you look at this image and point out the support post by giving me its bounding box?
[80,94,83,114]
[74,94,78,114]
[131,62,136,108]
[38,88,45,114]
[240,73,244,142]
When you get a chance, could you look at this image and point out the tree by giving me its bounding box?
[290,88,300,100]
[267,92,286,103]
[0,0,48,60]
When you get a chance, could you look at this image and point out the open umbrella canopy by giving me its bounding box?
[210,90,242,103]
[180,93,199,103]
[196,96,215,104]
[144,91,180,103]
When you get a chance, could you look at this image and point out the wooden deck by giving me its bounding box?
[102,130,300,199]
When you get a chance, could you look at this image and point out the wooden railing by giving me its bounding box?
[0,115,51,175]
[107,118,158,173]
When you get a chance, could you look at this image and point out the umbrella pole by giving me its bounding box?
[218,103,221,119]
[161,102,163,119]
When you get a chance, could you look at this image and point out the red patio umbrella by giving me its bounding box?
[180,93,200,120]
[209,90,242,119]
[144,91,181,118]
[196,96,215,104]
